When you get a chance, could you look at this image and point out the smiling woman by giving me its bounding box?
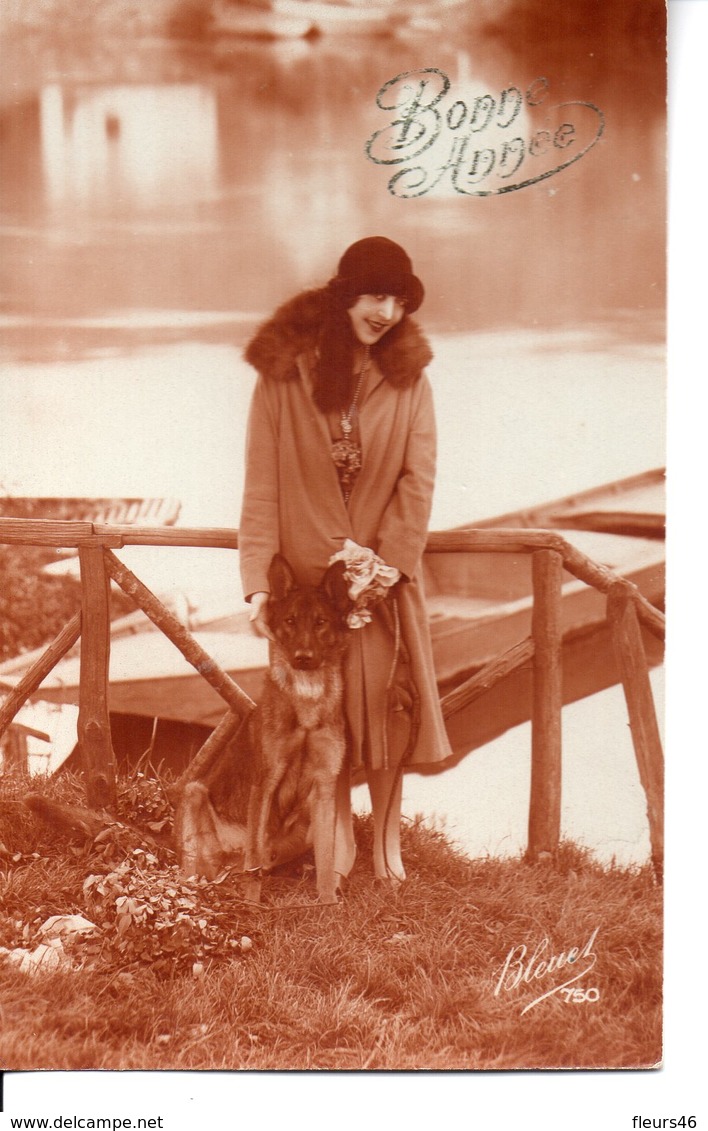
[239,236,453,891]
[347,294,407,347]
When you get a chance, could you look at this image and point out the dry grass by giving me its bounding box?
[0,771,662,1072]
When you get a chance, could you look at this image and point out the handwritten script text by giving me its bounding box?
[493,927,600,1015]
[366,70,604,197]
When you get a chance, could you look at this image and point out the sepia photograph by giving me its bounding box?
[0,0,670,1091]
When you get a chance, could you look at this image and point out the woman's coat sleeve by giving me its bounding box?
[239,376,280,600]
[376,374,437,581]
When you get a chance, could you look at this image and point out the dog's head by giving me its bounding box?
[266,553,351,671]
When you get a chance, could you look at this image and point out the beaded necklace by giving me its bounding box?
[331,346,370,503]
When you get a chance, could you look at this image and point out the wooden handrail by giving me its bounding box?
[425,527,665,639]
[0,517,239,550]
[0,516,665,635]
[95,525,239,550]
[0,518,99,546]
[0,521,565,554]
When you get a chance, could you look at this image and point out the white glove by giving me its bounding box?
[248,591,274,640]
[329,540,401,628]
[329,539,401,599]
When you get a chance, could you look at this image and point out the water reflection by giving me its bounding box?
[39,84,219,210]
[0,17,665,340]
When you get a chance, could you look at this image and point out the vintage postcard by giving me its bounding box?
[0,0,672,1104]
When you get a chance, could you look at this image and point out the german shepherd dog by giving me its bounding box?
[174,553,351,905]
[244,553,351,904]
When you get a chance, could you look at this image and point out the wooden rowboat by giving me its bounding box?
[269,0,403,37]
[425,468,664,763]
[209,0,404,41]
[210,2,316,39]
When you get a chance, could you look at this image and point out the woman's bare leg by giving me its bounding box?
[367,767,406,883]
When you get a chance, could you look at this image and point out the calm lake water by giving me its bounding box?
[1,14,665,337]
[0,11,665,864]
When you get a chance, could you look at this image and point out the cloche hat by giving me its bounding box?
[330,236,424,313]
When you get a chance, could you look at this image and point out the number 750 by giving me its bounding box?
[559,987,600,1003]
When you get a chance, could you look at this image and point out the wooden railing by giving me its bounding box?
[428,531,664,874]
[0,518,665,873]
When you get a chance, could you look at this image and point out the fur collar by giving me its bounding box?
[244,288,433,388]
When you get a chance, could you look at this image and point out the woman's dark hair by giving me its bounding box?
[307,239,424,413]
[311,286,408,414]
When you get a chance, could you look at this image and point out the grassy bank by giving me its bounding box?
[0,771,662,1071]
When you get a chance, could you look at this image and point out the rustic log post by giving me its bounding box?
[2,727,27,774]
[607,581,664,878]
[527,549,564,861]
[77,545,118,811]
[0,612,81,740]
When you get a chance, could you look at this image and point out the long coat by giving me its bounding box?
[239,289,452,773]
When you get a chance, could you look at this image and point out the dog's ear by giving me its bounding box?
[320,559,351,616]
[268,553,298,601]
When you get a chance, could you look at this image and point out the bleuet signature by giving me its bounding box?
[493,927,600,1015]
